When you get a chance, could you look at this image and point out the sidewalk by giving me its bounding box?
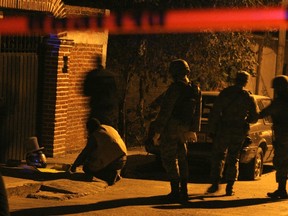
[1,146,151,200]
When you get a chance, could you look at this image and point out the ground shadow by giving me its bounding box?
[123,154,275,184]
[0,165,95,182]
[123,154,211,183]
[10,194,282,216]
[1,154,275,183]
[263,164,275,174]
[0,166,71,181]
[122,154,167,181]
[122,154,209,183]
[153,196,281,209]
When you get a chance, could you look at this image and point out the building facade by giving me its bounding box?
[0,0,109,162]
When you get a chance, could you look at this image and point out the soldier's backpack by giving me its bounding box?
[172,81,200,125]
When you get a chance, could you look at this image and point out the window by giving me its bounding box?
[201,95,217,119]
[258,98,272,124]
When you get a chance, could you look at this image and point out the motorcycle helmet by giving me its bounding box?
[25,136,47,168]
[26,151,47,168]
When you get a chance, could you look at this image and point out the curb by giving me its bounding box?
[3,146,150,199]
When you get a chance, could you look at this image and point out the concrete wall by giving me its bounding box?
[258,46,277,98]
[248,44,277,98]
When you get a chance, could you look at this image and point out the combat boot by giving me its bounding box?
[267,190,288,199]
[225,181,235,196]
[267,179,288,199]
[167,180,180,202]
[206,182,219,194]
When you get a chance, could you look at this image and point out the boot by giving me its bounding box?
[167,180,180,202]
[267,190,288,199]
[225,181,235,196]
[267,179,288,199]
[180,180,188,203]
[206,181,219,194]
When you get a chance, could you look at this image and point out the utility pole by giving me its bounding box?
[276,0,288,76]
[255,42,263,95]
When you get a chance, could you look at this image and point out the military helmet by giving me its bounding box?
[272,75,288,91]
[169,59,190,79]
[235,71,250,86]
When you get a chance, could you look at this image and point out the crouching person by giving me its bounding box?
[70,118,127,186]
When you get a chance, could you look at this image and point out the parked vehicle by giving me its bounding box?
[188,91,274,180]
[145,91,274,180]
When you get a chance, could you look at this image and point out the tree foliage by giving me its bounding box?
[106,0,280,145]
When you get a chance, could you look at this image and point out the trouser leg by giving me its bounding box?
[225,143,242,182]
[278,178,287,191]
[267,177,288,199]
[177,142,189,202]
[84,156,126,186]
[160,142,179,182]
[207,150,226,193]
[0,173,10,216]
[267,158,288,199]
[274,163,287,194]
[160,140,181,202]
[224,143,242,196]
[225,181,235,196]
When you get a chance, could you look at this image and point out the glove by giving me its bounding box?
[184,131,197,143]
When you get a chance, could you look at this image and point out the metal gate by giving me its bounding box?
[0,53,38,163]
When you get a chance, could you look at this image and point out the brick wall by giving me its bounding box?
[65,43,103,153]
[42,38,169,154]
[40,5,108,157]
[41,36,73,157]
[41,36,59,157]
[65,5,106,16]
[41,37,105,157]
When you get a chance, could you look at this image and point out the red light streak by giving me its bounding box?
[0,7,287,35]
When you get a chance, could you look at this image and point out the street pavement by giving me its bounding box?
[4,146,288,216]
[1,146,150,200]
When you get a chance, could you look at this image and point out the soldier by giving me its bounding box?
[259,75,288,199]
[152,59,202,203]
[206,71,258,196]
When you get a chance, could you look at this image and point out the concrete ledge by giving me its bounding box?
[7,182,42,198]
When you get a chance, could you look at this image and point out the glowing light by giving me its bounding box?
[0,7,287,34]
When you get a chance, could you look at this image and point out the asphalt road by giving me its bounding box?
[7,154,288,216]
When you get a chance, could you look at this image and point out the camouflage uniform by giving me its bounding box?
[153,59,201,202]
[154,81,201,180]
[207,71,258,195]
[259,75,288,199]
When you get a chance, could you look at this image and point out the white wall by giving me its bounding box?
[64,30,109,67]
[248,43,277,98]
[258,46,276,98]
